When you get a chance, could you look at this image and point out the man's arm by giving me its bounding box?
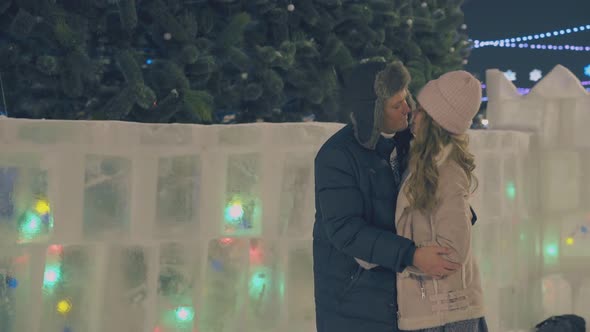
[315,146,416,272]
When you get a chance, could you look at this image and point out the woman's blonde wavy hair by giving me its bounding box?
[404,108,478,212]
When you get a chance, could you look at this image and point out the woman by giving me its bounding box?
[395,70,488,331]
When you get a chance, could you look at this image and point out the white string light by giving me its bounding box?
[473,41,590,52]
[481,87,590,101]
[473,23,590,45]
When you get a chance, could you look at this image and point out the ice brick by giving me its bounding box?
[154,242,201,332]
[155,155,200,239]
[278,153,314,237]
[83,155,132,239]
[223,154,262,236]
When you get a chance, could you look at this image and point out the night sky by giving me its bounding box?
[462,0,590,88]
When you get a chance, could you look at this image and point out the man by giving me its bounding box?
[313,61,463,332]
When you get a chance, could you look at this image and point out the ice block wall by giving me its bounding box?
[0,65,587,332]
[486,65,590,331]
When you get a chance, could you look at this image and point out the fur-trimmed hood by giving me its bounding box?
[340,60,415,150]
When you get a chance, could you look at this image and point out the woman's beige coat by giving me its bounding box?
[394,145,485,330]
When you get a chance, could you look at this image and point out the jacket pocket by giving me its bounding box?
[337,265,364,302]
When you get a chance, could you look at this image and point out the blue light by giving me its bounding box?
[7,277,18,289]
[146,59,153,65]
[584,64,590,77]
[566,29,571,33]
[211,259,224,272]
[581,26,587,31]
[560,30,565,34]
[553,31,559,36]
[574,28,579,32]
[538,34,543,38]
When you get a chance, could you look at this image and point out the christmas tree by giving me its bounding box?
[0,0,470,124]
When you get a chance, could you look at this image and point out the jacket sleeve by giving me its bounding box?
[433,164,473,265]
[315,146,416,273]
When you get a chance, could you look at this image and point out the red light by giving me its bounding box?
[13,255,28,264]
[249,246,263,264]
[48,245,63,254]
[219,238,234,246]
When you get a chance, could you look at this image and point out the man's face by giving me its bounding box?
[381,90,411,134]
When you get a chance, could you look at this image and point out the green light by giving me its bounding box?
[249,268,272,300]
[20,211,42,236]
[251,273,266,289]
[545,244,559,257]
[174,306,194,322]
[505,181,516,200]
[224,200,244,222]
[43,264,61,288]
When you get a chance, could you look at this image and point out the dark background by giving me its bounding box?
[462,0,590,88]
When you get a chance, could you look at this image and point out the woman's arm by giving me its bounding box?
[432,164,472,265]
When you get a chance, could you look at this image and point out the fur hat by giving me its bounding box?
[342,60,414,149]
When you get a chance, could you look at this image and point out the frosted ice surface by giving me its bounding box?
[0,65,589,331]
[83,155,132,239]
[155,155,201,239]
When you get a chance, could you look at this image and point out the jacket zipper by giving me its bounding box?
[419,277,426,299]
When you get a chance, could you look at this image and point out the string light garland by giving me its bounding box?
[473,41,590,52]
[473,23,590,46]
[479,81,590,101]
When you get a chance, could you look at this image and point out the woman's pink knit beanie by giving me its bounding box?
[417,70,482,135]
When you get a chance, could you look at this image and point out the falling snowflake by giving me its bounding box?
[529,69,543,82]
[504,70,517,81]
[585,64,590,77]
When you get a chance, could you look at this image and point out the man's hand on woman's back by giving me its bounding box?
[413,246,460,278]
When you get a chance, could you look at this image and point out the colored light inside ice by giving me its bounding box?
[43,265,61,287]
[581,225,588,233]
[56,299,72,314]
[7,277,18,288]
[566,237,574,245]
[225,201,244,221]
[252,273,265,288]
[249,244,263,264]
[545,244,558,257]
[219,237,234,245]
[175,306,194,322]
[21,211,42,234]
[34,199,50,215]
[48,244,63,254]
[249,269,270,299]
[505,181,516,200]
